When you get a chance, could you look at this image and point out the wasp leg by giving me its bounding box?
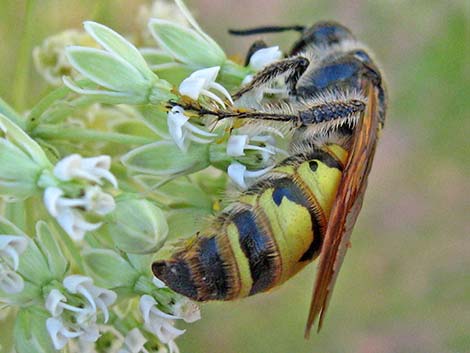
[244,40,268,66]
[299,99,365,126]
[233,56,310,100]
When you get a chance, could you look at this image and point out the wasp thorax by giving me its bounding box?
[290,21,355,54]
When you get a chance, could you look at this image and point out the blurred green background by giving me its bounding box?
[0,0,468,352]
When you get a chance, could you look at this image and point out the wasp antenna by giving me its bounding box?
[228,25,305,36]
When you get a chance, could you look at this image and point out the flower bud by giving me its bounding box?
[33,29,94,86]
[103,197,168,254]
[0,114,52,200]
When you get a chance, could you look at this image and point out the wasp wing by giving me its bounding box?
[305,84,380,337]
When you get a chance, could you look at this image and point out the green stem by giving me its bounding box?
[32,126,154,145]
[12,0,36,111]
[0,97,26,129]
[26,86,71,132]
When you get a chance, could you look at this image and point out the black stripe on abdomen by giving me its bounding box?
[152,258,198,300]
[232,210,278,295]
[197,237,229,300]
[271,178,324,262]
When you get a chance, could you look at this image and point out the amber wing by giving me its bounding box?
[305,84,381,337]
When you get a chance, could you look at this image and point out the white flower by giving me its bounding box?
[63,275,117,323]
[118,328,149,353]
[82,186,116,215]
[226,134,279,160]
[167,106,217,152]
[179,66,233,107]
[45,276,117,349]
[0,235,28,294]
[47,317,82,350]
[54,154,118,188]
[45,289,69,317]
[139,295,185,344]
[0,235,28,270]
[227,162,274,189]
[249,46,282,70]
[167,340,180,353]
[43,186,115,241]
[0,263,24,294]
[172,298,201,323]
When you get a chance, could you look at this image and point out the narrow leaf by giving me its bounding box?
[121,141,210,176]
[149,19,225,67]
[66,47,148,92]
[84,21,154,80]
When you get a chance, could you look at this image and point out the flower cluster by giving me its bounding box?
[43,154,116,241]
[140,294,200,352]
[45,275,117,349]
[0,0,290,352]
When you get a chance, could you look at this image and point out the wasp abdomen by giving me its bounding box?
[152,146,347,301]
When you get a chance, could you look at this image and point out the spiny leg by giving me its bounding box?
[233,56,310,100]
[169,96,366,127]
[299,99,365,125]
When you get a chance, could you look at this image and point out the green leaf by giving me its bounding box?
[149,19,226,67]
[0,215,26,235]
[65,47,149,92]
[121,141,210,176]
[121,141,209,176]
[0,279,41,305]
[35,221,68,279]
[0,113,51,168]
[84,21,154,80]
[136,176,213,209]
[127,253,154,274]
[83,249,139,288]
[17,238,52,286]
[14,306,55,353]
[0,139,43,200]
[137,105,169,138]
[141,48,175,66]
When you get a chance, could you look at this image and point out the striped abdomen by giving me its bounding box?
[152,144,348,301]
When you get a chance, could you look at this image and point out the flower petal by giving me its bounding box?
[172,298,201,323]
[227,162,247,189]
[249,46,282,70]
[226,135,249,157]
[178,77,205,100]
[43,187,64,217]
[0,235,29,270]
[45,289,67,317]
[0,264,24,294]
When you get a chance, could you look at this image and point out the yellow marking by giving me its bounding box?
[297,161,343,217]
[212,199,221,212]
[324,145,349,167]
[273,165,296,175]
[258,188,314,283]
[226,222,253,298]
[238,194,258,206]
